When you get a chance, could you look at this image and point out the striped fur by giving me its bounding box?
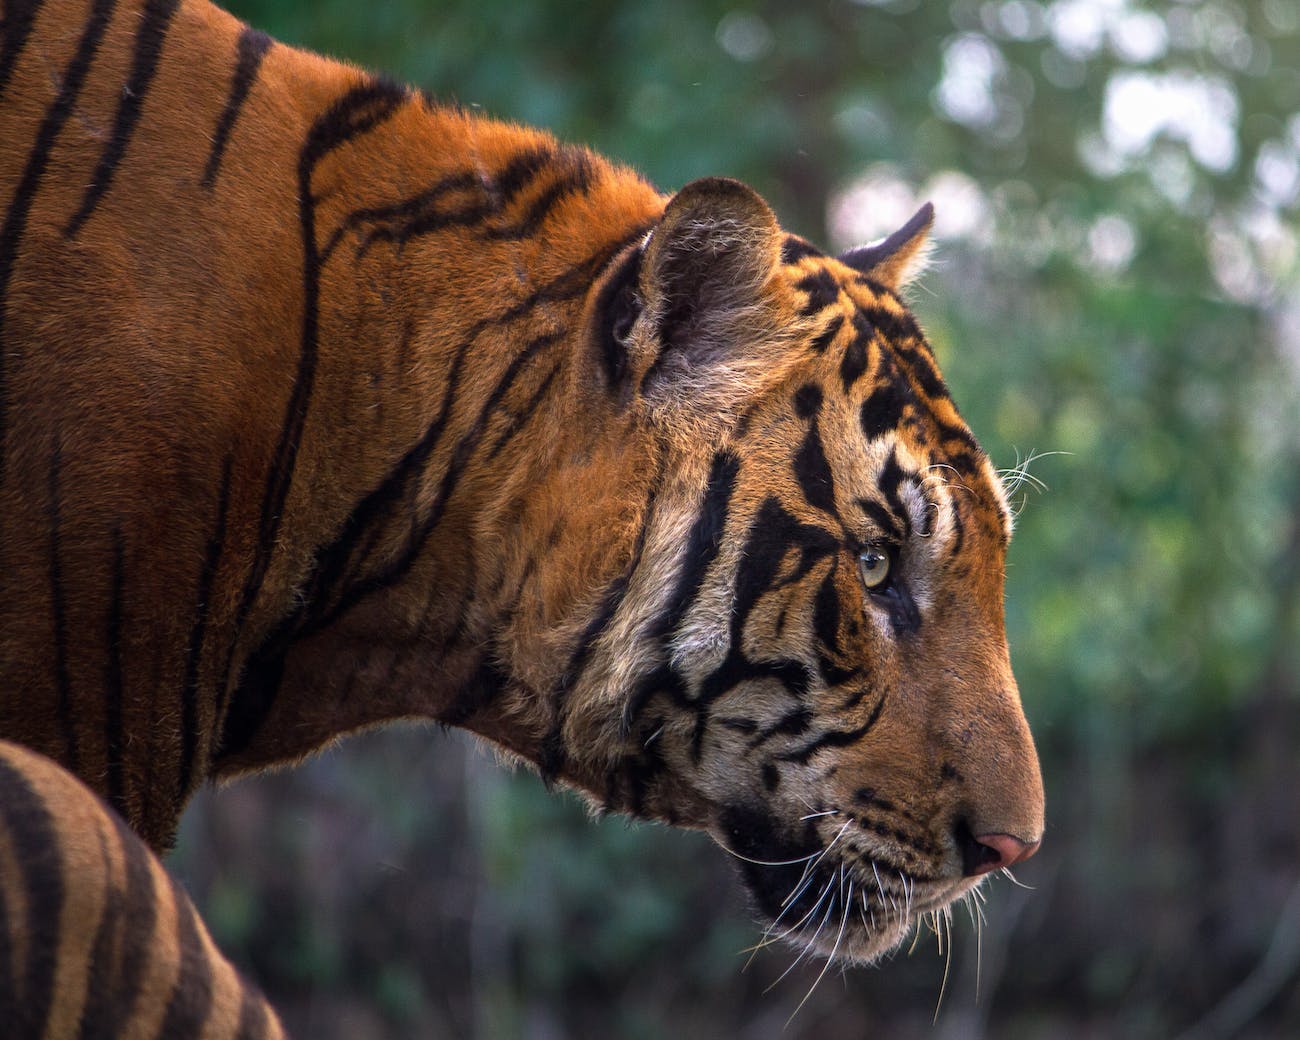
[0,739,284,1039]
[0,0,1043,984]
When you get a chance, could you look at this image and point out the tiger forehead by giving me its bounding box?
[769,246,1014,544]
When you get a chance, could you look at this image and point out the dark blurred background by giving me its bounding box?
[168,1,1300,1036]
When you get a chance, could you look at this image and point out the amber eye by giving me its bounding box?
[858,547,893,591]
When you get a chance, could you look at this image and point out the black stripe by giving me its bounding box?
[860,367,915,442]
[0,0,116,492]
[619,451,740,730]
[64,0,181,237]
[649,451,738,642]
[221,324,561,756]
[343,147,555,256]
[793,425,836,515]
[484,157,593,240]
[78,827,124,1040]
[777,695,886,764]
[811,566,842,655]
[543,468,664,781]
[792,383,822,419]
[781,235,823,265]
[807,314,842,355]
[839,316,870,394]
[683,497,837,759]
[0,754,64,1038]
[486,359,561,460]
[855,496,902,541]
[324,170,479,259]
[200,27,272,189]
[876,450,914,538]
[226,80,408,687]
[357,329,563,602]
[895,339,950,402]
[77,812,156,1040]
[484,146,555,205]
[746,704,813,749]
[47,444,78,772]
[104,527,127,820]
[157,886,215,1036]
[795,268,839,316]
[0,0,43,101]
[178,454,234,799]
[217,225,649,759]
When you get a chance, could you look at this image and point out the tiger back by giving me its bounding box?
[0,0,1043,983]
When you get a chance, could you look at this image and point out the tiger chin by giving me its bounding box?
[0,0,1044,998]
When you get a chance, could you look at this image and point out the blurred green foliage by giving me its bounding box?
[171,1,1300,1036]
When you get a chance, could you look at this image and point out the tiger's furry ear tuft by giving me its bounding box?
[839,202,935,292]
[633,177,786,424]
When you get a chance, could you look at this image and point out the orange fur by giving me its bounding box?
[1,0,1042,979]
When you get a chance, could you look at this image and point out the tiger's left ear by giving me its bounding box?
[838,202,935,292]
[632,177,786,420]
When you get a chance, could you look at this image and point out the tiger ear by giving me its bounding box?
[838,202,935,292]
[633,177,784,415]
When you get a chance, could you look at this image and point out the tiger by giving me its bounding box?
[0,738,285,1039]
[0,0,1044,1005]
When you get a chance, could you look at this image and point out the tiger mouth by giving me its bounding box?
[715,803,973,965]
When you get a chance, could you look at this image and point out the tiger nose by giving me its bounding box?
[958,827,1041,878]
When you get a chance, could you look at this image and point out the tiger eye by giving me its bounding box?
[858,548,892,591]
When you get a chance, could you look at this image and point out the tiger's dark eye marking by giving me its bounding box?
[873,582,921,637]
[876,451,914,539]
[856,497,903,543]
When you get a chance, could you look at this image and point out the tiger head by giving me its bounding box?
[484,177,1044,966]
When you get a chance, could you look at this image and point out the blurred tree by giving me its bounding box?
[171,1,1300,1036]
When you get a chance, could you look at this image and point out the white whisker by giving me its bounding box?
[787,872,852,1025]
[1000,866,1035,890]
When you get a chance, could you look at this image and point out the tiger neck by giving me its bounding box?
[209,89,664,785]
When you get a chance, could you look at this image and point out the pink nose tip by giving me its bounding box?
[967,832,1041,877]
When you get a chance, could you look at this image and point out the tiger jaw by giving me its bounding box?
[714,802,979,965]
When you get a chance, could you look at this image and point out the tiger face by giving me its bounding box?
[518,178,1045,965]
